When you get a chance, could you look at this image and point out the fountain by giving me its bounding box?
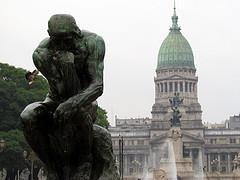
[150,94,195,180]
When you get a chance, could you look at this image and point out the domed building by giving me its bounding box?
[150,3,204,179]
[152,2,202,131]
[109,2,240,180]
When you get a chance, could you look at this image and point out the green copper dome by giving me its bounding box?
[157,3,195,70]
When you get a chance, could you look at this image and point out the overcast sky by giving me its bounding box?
[0,0,240,125]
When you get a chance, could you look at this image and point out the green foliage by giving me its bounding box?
[0,62,110,172]
[96,107,109,129]
[0,63,48,131]
[0,130,30,169]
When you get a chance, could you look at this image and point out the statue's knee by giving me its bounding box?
[20,102,45,126]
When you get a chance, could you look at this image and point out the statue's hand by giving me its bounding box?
[53,101,77,124]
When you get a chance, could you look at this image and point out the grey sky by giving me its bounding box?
[0,0,240,125]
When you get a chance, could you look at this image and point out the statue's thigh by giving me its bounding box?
[20,102,47,127]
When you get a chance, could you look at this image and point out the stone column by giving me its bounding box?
[124,155,128,175]
[165,81,168,93]
[153,151,156,169]
[144,154,148,168]
[207,154,211,172]
[190,149,192,158]
[177,81,179,92]
[227,153,231,173]
[218,154,221,172]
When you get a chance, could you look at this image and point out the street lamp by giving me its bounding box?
[118,135,124,180]
[0,139,6,152]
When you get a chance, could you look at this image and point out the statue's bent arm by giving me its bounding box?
[64,34,105,108]
[32,38,59,106]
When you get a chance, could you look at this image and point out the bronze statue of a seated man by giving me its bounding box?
[20,14,118,180]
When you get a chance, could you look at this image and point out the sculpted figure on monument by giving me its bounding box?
[20,14,119,180]
[169,93,183,127]
[169,92,183,108]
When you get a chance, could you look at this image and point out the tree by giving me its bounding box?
[0,63,48,131]
[96,107,110,129]
[0,62,110,130]
[0,62,110,176]
[0,130,29,169]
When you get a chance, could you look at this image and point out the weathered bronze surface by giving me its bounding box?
[20,14,119,180]
[169,93,183,127]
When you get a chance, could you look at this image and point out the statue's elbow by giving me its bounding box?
[98,85,103,96]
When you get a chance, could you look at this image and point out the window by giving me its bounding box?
[189,82,192,92]
[212,167,217,172]
[160,83,163,92]
[129,155,134,162]
[192,149,199,158]
[129,168,134,175]
[185,82,188,92]
[210,139,217,144]
[220,153,227,161]
[164,82,168,92]
[183,148,190,158]
[210,153,218,161]
[137,140,144,145]
[221,167,226,173]
[169,82,173,92]
[128,140,134,145]
[175,82,178,92]
[230,138,236,144]
[180,82,183,92]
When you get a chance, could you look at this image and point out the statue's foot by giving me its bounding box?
[71,162,92,180]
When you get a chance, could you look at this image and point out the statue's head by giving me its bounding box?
[48,14,81,50]
[48,14,81,38]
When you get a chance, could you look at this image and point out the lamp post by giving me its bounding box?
[118,135,124,180]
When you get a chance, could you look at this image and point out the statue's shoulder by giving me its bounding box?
[32,38,51,67]
[36,37,50,49]
[81,30,105,50]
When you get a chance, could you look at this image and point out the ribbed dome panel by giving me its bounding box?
[157,30,195,70]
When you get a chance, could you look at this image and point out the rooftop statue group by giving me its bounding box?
[169,92,183,127]
[20,14,119,180]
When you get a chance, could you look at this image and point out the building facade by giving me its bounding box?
[109,2,240,180]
